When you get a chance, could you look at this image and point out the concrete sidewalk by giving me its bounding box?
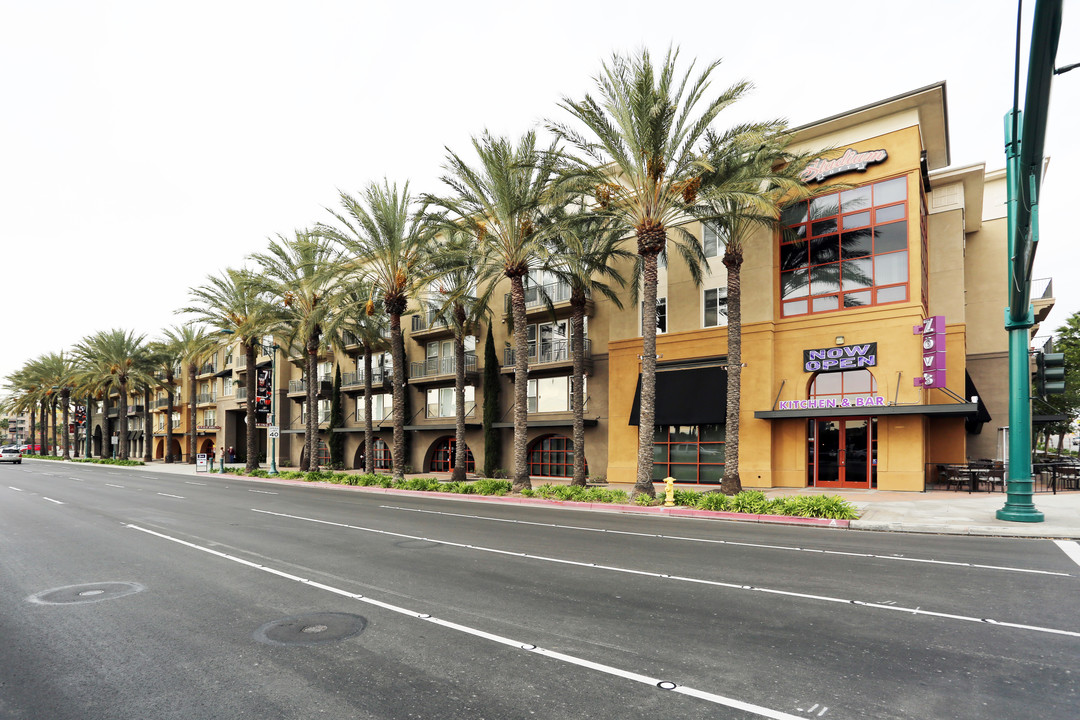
[45,458,1080,539]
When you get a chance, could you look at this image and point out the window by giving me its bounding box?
[528,435,585,478]
[356,393,393,422]
[300,400,332,424]
[703,223,721,258]
[642,298,667,335]
[426,386,475,418]
[704,287,728,328]
[203,409,216,426]
[223,377,234,397]
[369,438,391,470]
[318,362,334,383]
[653,425,725,483]
[780,176,909,317]
[526,376,585,413]
[428,436,475,473]
[808,369,878,405]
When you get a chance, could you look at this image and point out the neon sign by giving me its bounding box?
[913,315,946,388]
[800,148,888,183]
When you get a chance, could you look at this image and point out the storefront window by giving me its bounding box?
[808,369,878,404]
[429,436,475,473]
[781,176,909,317]
[652,424,725,484]
[527,434,584,478]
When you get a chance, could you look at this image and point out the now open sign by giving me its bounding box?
[803,343,878,373]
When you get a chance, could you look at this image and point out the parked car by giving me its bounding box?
[0,447,22,464]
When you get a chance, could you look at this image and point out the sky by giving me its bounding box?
[2,0,1078,388]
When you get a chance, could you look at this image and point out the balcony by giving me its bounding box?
[409,353,478,388]
[342,369,391,392]
[237,387,247,401]
[410,312,454,341]
[126,404,145,415]
[154,398,171,409]
[1031,277,1055,328]
[197,362,217,377]
[502,339,592,377]
[288,378,333,398]
[196,393,216,405]
[503,281,591,321]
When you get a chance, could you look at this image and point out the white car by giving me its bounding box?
[0,447,22,464]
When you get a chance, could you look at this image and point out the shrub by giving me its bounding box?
[673,488,704,507]
[472,478,512,496]
[632,492,656,506]
[729,490,770,514]
[695,492,731,512]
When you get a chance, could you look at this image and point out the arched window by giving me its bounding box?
[372,438,391,471]
[527,435,585,478]
[428,436,475,473]
[808,369,878,404]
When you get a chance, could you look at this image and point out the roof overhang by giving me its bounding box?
[754,402,978,420]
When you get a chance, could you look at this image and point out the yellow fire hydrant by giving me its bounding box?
[664,476,675,507]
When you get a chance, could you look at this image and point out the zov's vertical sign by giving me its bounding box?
[913,315,946,388]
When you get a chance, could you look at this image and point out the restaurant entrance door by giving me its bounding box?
[811,417,876,488]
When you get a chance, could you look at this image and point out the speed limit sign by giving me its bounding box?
[268,426,280,439]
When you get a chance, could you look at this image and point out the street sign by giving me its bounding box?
[111,436,118,445]
[268,426,280,439]
[196,453,208,472]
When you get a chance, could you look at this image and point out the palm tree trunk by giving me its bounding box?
[40,399,48,454]
[188,366,198,463]
[721,248,744,494]
[29,409,36,456]
[119,382,130,460]
[452,325,467,483]
[61,390,71,461]
[390,312,406,481]
[165,378,175,463]
[363,347,374,474]
[509,275,531,492]
[303,335,318,471]
[570,301,586,487]
[51,399,59,459]
[245,342,259,472]
[634,251,659,498]
[143,387,153,462]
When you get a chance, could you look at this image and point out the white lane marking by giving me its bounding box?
[105,483,125,488]
[185,481,207,486]
[1053,540,1080,569]
[157,493,185,499]
[126,523,803,720]
[41,473,56,476]
[42,497,64,505]
[69,477,83,481]
[9,486,22,491]
[260,508,1080,639]
[248,490,278,495]
[381,505,1072,577]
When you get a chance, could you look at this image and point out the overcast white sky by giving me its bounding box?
[2,0,1078,387]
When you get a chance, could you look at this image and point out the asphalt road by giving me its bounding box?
[1,461,1077,720]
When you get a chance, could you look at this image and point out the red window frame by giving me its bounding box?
[652,425,725,484]
[371,438,391,471]
[527,435,584,478]
[429,436,475,473]
[780,175,911,317]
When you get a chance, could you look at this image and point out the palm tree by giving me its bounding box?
[695,129,846,493]
[249,231,345,471]
[334,282,389,475]
[318,181,435,481]
[162,325,217,464]
[73,330,149,460]
[428,131,563,493]
[181,269,284,473]
[548,210,631,485]
[421,230,492,482]
[552,47,755,497]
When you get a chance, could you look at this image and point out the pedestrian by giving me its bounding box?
[209,449,215,465]
[227,446,234,463]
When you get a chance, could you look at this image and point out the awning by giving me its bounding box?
[965,371,991,433]
[214,367,233,378]
[628,363,728,426]
[754,402,979,420]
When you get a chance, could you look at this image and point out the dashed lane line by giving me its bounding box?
[381,505,1072,577]
[258,508,1080,640]
[127,523,805,720]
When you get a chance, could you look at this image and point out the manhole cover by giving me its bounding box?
[254,613,366,646]
[29,582,145,605]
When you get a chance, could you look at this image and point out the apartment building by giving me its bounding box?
[126,83,1049,491]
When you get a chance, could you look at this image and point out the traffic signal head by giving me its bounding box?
[1043,352,1066,395]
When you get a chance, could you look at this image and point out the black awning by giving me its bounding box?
[965,371,992,434]
[628,364,728,426]
[214,367,233,378]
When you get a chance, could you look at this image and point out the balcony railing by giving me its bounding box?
[198,362,216,375]
[504,280,575,312]
[237,387,247,400]
[342,369,389,387]
[154,398,170,409]
[196,393,216,404]
[412,313,450,333]
[504,339,591,366]
[126,404,145,415]
[1032,277,1053,301]
[410,353,477,379]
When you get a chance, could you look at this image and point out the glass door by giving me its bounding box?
[813,417,873,488]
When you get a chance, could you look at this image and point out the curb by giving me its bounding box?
[221,472,852,529]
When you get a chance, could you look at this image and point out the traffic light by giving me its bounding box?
[1034,350,1067,398]
[1043,352,1066,395]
